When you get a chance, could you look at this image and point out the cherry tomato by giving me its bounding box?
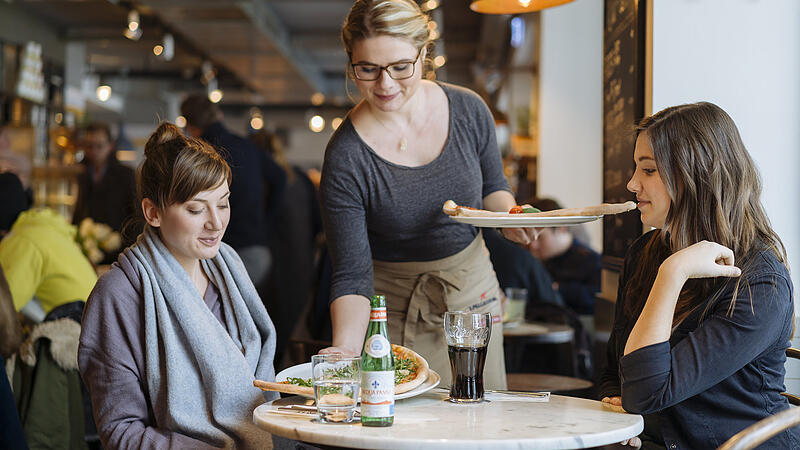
[509,205,524,214]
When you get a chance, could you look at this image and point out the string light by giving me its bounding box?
[175,115,187,128]
[331,117,343,130]
[153,45,164,56]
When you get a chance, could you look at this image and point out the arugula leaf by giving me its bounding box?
[285,377,313,387]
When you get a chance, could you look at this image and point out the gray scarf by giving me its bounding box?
[128,227,278,448]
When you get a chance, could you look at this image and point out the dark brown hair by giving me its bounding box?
[81,122,114,143]
[137,122,231,213]
[624,102,787,324]
[180,94,221,130]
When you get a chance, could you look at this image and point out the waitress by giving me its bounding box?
[318,0,534,388]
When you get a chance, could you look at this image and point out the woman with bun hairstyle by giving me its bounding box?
[79,122,278,449]
[318,0,537,389]
[599,102,798,449]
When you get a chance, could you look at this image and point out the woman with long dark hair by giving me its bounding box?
[599,102,798,448]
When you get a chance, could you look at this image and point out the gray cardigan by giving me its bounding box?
[79,256,226,449]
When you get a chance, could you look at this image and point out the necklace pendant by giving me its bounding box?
[399,137,408,151]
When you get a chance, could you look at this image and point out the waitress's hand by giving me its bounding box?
[661,240,742,281]
[500,227,541,246]
[319,346,360,357]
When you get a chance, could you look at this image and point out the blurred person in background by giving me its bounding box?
[251,130,322,367]
[79,122,279,449]
[181,95,286,287]
[73,122,138,263]
[0,124,32,192]
[527,197,601,316]
[0,172,97,315]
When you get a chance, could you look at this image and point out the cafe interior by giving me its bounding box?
[0,0,799,448]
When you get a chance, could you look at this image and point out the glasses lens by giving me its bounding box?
[353,65,379,81]
[387,62,415,80]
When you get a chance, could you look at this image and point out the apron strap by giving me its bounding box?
[403,270,465,348]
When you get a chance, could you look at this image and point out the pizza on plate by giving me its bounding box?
[391,344,429,394]
[253,344,430,396]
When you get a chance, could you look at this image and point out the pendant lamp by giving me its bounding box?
[470,0,574,14]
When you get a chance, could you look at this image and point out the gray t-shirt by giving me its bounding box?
[320,82,510,301]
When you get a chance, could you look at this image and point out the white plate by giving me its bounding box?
[275,363,441,401]
[451,215,601,228]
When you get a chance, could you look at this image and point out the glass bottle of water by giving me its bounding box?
[360,295,394,427]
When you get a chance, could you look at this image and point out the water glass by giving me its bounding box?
[503,287,528,325]
[311,354,361,423]
[444,311,492,403]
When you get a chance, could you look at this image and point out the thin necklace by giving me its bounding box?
[373,112,408,151]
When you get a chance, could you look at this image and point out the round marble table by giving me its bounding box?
[253,391,642,449]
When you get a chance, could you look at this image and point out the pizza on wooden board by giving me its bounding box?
[253,344,430,396]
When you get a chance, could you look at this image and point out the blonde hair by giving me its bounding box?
[342,0,433,60]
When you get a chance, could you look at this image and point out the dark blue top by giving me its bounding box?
[600,230,799,449]
[201,122,286,250]
[483,228,563,306]
[542,238,601,315]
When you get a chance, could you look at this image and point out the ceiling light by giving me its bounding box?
[175,115,187,128]
[250,108,264,130]
[208,89,223,103]
[124,10,142,40]
[331,117,343,131]
[153,45,163,56]
[470,0,574,14]
[96,84,112,102]
[309,115,325,133]
[433,55,447,68]
[421,0,439,12]
[311,92,325,106]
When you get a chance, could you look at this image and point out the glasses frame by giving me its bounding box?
[350,47,424,81]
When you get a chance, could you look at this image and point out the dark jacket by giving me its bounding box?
[600,230,799,449]
[542,238,601,315]
[72,155,138,262]
[201,122,286,250]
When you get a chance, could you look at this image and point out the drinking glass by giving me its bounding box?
[444,311,492,403]
[503,287,528,326]
[311,354,361,423]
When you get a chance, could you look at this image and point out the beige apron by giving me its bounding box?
[373,232,507,390]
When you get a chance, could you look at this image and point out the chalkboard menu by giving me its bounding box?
[602,0,646,271]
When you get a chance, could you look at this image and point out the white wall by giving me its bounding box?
[538,0,604,252]
[651,0,800,388]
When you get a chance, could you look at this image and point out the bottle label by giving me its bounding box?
[361,371,395,418]
[370,307,387,321]
[364,334,390,358]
